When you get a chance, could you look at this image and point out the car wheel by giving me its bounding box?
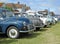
[36,27,40,30]
[7,26,19,39]
[44,25,47,28]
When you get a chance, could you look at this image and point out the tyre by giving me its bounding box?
[44,25,47,28]
[36,27,40,31]
[7,26,19,39]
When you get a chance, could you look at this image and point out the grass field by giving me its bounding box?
[0,22,60,44]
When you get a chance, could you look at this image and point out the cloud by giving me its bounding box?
[39,2,56,9]
[53,7,60,14]
[29,2,33,5]
[0,0,17,3]
[56,7,60,10]
[0,0,8,2]
[0,0,59,14]
[41,3,52,7]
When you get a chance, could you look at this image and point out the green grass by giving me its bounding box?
[0,22,60,44]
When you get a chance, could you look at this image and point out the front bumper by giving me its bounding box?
[47,21,51,25]
[19,24,35,33]
[43,21,51,27]
[19,29,35,33]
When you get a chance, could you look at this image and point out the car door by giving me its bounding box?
[0,13,4,32]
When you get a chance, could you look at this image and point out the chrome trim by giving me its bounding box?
[19,29,35,33]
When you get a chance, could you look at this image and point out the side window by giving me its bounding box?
[2,10,14,17]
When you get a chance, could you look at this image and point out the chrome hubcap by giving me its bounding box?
[9,29,17,38]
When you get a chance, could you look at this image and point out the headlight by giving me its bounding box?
[23,22,27,26]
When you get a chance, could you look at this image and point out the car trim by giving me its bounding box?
[19,29,35,33]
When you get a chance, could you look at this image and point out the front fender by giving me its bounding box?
[2,22,24,33]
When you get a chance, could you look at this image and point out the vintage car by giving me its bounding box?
[36,13,56,26]
[0,9,34,38]
[52,16,58,23]
[14,13,44,30]
[47,15,56,25]
[35,13,51,27]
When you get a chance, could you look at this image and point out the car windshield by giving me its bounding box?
[2,10,14,17]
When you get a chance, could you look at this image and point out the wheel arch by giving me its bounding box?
[5,25,18,34]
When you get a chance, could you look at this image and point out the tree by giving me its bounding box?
[4,6,13,11]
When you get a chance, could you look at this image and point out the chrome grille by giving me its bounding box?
[27,24,34,30]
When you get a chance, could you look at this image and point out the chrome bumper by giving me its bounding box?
[19,29,35,33]
[43,21,50,25]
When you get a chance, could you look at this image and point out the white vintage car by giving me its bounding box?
[53,16,58,23]
[26,11,48,27]
[35,13,50,27]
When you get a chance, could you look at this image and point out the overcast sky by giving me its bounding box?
[0,0,60,15]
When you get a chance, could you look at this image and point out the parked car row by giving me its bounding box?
[0,8,58,39]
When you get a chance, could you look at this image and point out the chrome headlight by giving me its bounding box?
[23,22,27,26]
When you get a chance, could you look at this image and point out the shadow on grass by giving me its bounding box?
[34,28,48,32]
[39,28,48,32]
[0,32,41,40]
[0,34,17,44]
[20,28,48,39]
[20,32,41,39]
[19,28,48,39]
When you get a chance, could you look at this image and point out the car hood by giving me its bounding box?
[47,17,53,22]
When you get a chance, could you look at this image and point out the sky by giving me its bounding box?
[0,0,60,15]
